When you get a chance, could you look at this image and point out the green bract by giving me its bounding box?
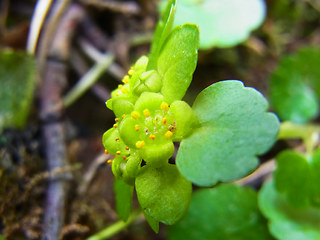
[102,0,279,229]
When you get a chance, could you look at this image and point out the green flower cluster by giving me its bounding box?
[103,56,196,185]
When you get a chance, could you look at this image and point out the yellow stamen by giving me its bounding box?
[149,134,156,140]
[143,109,150,117]
[161,102,169,110]
[122,75,129,84]
[123,156,127,160]
[131,111,140,119]
[125,146,129,150]
[115,118,119,122]
[135,125,139,131]
[115,138,119,142]
[118,84,123,89]
[116,151,121,155]
[115,93,120,96]
[113,124,118,128]
[107,159,112,164]
[165,131,173,139]
[162,117,167,124]
[104,149,109,154]
[128,67,135,76]
[122,114,126,118]
[136,140,145,148]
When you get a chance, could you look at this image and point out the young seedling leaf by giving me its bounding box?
[135,164,192,225]
[168,184,273,240]
[160,0,266,49]
[158,24,199,103]
[114,178,134,221]
[0,50,36,130]
[259,181,320,240]
[177,80,279,186]
[270,47,320,124]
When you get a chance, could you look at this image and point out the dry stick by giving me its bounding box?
[38,4,86,240]
[79,0,140,15]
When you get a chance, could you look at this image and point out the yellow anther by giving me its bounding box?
[125,146,129,150]
[135,125,139,131]
[165,131,173,139]
[118,84,123,89]
[121,87,128,94]
[115,93,120,96]
[116,151,121,155]
[104,149,109,154]
[115,138,119,142]
[162,117,167,124]
[115,118,119,122]
[122,75,130,84]
[113,124,118,128]
[122,114,126,118]
[128,67,135,76]
[149,134,156,140]
[107,159,112,164]
[136,140,145,148]
[161,102,169,110]
[123,156,127,160]
[143,109,150,117]
[131,111,140,119]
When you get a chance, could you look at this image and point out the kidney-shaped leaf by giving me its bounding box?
[168,184,273,240]
[135,164,192,225]
[0,50,36,130]
[259,181,320,240]
[177,80,279,186]
[161,0,266,49]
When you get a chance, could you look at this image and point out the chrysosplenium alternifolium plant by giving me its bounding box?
[102,0,279,231]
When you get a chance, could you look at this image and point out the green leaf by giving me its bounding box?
[158,24,199,103]
[168,184,273,240]
[274,150,314,208]
[259,181,320,240]
[160,0,266,49]
[114,178,134,221]
[0,50,36,130]
[144,213,159,234]
[135,164,192,225]
[177,80,279,186]
[270,47,320,124]
[148,0,177,70]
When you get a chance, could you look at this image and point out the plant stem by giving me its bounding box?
[278,121,320,155]
[63,53,114,107]
[86,210,142,240]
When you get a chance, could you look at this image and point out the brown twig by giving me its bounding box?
[79,0,140,15]
[38,3,86,240]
